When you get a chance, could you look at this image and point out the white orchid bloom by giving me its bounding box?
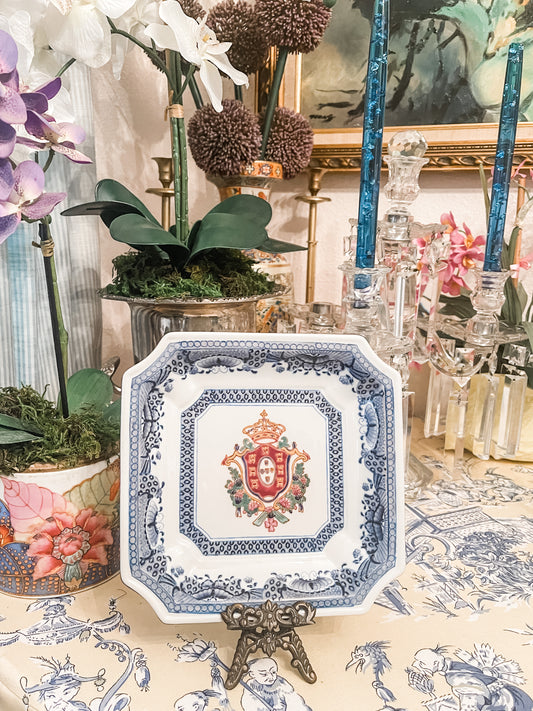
[111,0,160,79]
[145,0,248,112]
[42,0,137,69]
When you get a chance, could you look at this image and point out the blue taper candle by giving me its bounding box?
[484,42,523,272]
[355,0,389,269]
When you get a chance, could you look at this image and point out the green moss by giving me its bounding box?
[0,385,119,475]
[104,248,276,299]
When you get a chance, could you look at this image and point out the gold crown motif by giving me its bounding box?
[242,410,286,444]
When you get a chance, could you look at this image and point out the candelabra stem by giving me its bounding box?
[452,382,469,474]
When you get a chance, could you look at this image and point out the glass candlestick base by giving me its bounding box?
[339,265,390,348]
[465,269,510,345]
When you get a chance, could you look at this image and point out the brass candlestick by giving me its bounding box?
[295,168,330,303]
[146,157,174,231]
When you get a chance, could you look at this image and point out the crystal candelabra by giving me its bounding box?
[377,130,442,345]
[425,268,512,473]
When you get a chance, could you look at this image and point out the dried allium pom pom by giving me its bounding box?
[207,0,269,74]
[188,99,262,176]
[179,0,204,21]
[264,107,314,179]
[255,0,331,54]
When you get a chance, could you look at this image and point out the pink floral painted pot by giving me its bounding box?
[0,457,120,596]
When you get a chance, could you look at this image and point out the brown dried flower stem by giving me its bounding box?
[260,47,288,159]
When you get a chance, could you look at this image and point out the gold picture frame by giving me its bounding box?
[277,54,533,173]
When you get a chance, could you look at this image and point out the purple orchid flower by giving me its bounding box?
[20,77,62,122]
[20,112,92,164]
[0,160,66,243]
[0,30,27,159]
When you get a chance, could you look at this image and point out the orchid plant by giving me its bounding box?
[0,27,91,414]
[63,0,307,299]
[417,165,533,385]
[0,26,119,458]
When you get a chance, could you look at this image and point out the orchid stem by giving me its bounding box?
[181,64,200,106]
[39,219,69,417]
[260,46,288,159]
[177,116,188,240]
[234,84,243,102]
[56,57,76,78]
[167,50,188,244]
[188,73,203,108]
[42,150,55,173]
[170,116,182,243]
[107,19,176,91]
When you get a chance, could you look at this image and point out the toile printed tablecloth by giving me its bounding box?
[1,419,532,711]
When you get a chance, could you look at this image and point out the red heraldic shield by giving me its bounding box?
[242,444,290,503]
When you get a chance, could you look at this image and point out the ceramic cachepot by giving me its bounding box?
[0,456,120,596]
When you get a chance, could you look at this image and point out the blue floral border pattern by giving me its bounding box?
[126,338,399,616]
[180,387,343,555]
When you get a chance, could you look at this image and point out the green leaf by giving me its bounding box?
[502,279,523,325]
[260,237,307,253]
[188,212,268,260]
[109,213,189,248]
[507,225,520,265]
[208,194,272,226]
[0,428,42,444]
[103,398,121,427]
[66,369,113,414]
[62,200,145,229]
[95,179,160,225]
[520,321,533,352]
[439,294,475,320]
[0,414,42,435]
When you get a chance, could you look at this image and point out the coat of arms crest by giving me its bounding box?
[222,410,311,532]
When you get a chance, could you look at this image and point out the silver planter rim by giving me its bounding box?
[98,286,284,308]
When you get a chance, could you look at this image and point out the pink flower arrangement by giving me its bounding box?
[418,212,485,296]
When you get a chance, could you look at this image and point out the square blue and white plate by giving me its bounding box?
[120,332,405,623]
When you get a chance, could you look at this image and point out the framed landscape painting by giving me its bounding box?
[277,0,533,171]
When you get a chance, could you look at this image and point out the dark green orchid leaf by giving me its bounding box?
[109,213,186,246]
[95,179,160,225]
[110,213,190,268]
[66,369,113,414]
[188,212,268,261]
[0,428,42,444]
[260,237,307,253]
[0,414,43,436]
[207,194,272,226]
[62,200,145,229]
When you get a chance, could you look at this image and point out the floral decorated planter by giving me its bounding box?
[0,457,120,596]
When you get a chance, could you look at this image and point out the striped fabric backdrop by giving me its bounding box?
[0,63,102,399]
